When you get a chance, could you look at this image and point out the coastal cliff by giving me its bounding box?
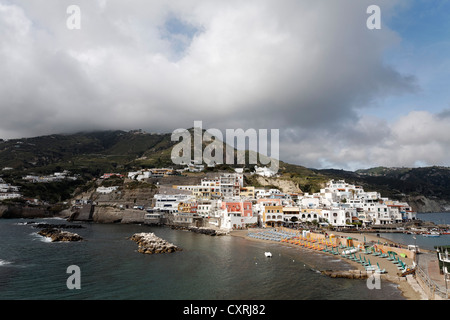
[252,175,303,193]
[404,195,450,213]
[0,204,65,219]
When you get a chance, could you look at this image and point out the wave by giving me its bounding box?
[0,259,12,266]
[309,267,322,274]
[42,217,65,221]
[29,232,52,243]
[40,236,52,243]
[14,222,29,226]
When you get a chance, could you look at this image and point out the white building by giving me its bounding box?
[300,196,320,209]
[128,170,151,181]
[221,211,257,230]
[317,179,416,225]
[0,193,22,200]
[96,186,119,194]
[254,166,277,177]
[322,207,357,227]
[197,199,223,218]
[153,193,194,214]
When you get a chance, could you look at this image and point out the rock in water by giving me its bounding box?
[37,228,83,242]
[130,232,181,254]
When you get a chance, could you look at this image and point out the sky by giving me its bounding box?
[0,0,449,171]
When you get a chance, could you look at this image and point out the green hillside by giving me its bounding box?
[0,130,449,209]
[0,130,173,175]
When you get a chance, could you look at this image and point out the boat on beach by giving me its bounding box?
[342,248,358,255]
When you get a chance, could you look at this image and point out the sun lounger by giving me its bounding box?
[365,265,376,271]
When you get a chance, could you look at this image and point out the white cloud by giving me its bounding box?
[2,0,443,170]
[282,111,450,170]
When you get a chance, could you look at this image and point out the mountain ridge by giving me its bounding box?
[0,130,449,212]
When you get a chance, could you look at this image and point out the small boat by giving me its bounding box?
[342,248,357,255]
[400,267,416,277]
[423,232,440,237]
[265,252,272,258]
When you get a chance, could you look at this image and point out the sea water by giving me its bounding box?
[378,212,450,251]
[0,218,406,300]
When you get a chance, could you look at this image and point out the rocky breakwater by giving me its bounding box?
[321,269,407,285]
[170,225,228,236]
[322,270,371,279]
[37,228,83,242]
[130,232,182,254]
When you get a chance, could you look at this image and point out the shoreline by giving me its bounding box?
[230,229,426,300]
[6,217,427,299]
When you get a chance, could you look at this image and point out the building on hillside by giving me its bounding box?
[0,192,22,200]
[221,200,253,217]
[128,168,175,181]
[101,173,124,179]
[321,207,357,227]
[240,186,255,199]
[262,204,284,228]
[220,173,242,198]
[153,193,194,214]
[254,166,277,177]
[178,200,198,215]
[282,206,300,226]
[221,211,257,230]
[96,186,119,194]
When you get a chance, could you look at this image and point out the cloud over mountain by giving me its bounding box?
[1,0,447,170]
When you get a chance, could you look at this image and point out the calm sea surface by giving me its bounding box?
[1,216,436,300]
[378,212,450,251]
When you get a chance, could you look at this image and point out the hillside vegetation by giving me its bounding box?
[0,130,449,212]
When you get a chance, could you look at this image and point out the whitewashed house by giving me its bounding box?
[96,186,119,194]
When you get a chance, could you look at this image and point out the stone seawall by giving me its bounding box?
[322,269,407,284]
[169,225,228,236]
[0,205,56,219]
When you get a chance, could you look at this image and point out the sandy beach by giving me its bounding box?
[230,229,426,300]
